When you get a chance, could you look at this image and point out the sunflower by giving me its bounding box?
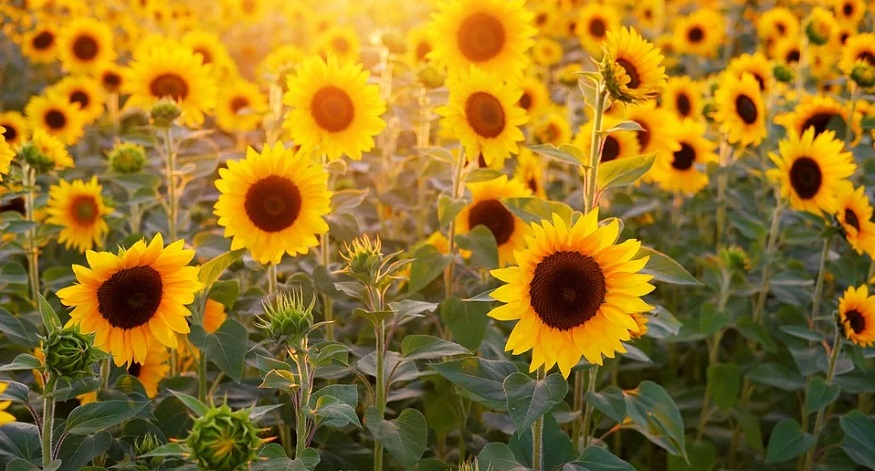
[0,111,29,147]
[805,7,839,46]
[25,91,86,145]
[438,67,527,166]
[427,0,536,78]
[600,27,666,104]
[840,33,875,73]
[20,22,59,64]
[203,298,228,334]
[767,129,855,217]
[836,186,875,258]
[96,62,125,94]
[124,40,217,127]
[726,53,773,93]
[573,116,642,164]
[214,142,331,265]
[838,285,875,347]
[57,233,201,367]
[578,4,621,57]
[214,78,267,133]
[757,7,799,45]
[407,27,435,67]
[532,112,572,146]
[713,73,767,147]
[126,336,169,398]
[661,75,702,120]
[489,209,654,378]
[650,118,717,196]
[834,0,866,25]
[634,0,665,32]
[0,383,15,425]
[23,129,73,170]
[456,175,531,266]
[518,74,550,118]
[531,36,563,67]
[52,75,106,124]
[514,147,546,198]
[57,17,115,74]
[283,55,386,161]
[770,38,801,66]
[45,177,111,253]
[0,128,12,182]
[673,9,725,58]
[314,26,361,65]
[624,102,680,173]
[775,95,862,146]
[181,29,237,79]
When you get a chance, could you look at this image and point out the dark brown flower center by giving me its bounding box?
[789,156,822,199]
[45,109,66,130]
[845,309,866,334]
[688,26,704,43]
[194,47,212,64]
[529,251,606,331]
[635,121,651,149]
[786,49,800,64]
[33,30,55,50]
[752,73,766,91]
[776,22,786,35]
[244,175,302,233]
[467,199,515,245]
[735,94,758,124]
[150,73,189,100]
[311,85,354,132]
[457,12,505,63]
[72,35,98,61]
[676,93,692,117]
[415,42,431,61]
[857,51,875,67]
[601,135,620,162]
[102,71,122,90]
[97,265,163,329]
[672,143,696,170]
[589,18,606,38]
[843,2,854,16]
[616,58,640,89]
[230,96,249,113]
[845,208,861,231]
[519,91,533,111]
[465,91,505,138]
[70,90,89,109]
[2,125,18,143]
[801,112,841,136]
[71,195,98,225]
[127,362,142,377]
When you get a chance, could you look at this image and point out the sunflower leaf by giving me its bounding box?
[401,335,470,361]
[603,120,645,133]
[504,372,568,433]
[167,390,208,416]
[37,294,62,335]
[64,400,149,435]
[455,225,499,269]
[0,354,42,372]
[840,410,875,469]
[805,377,840,414]
[0,307,39,347]
[529,143,587,166]
[407,244,453,295]
[596,153,655,192]
[197,248,246,293]
[476,442,527,471]
[569,446,636,470]
[503,197,574,226]
[624,381,688,460]
[365,407,427,471]
[765,418,814,463]
[636,246,701,286]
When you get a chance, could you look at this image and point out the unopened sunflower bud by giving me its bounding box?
[851,61,875,89]
[417,65,445,89]
[557,63,583,87]
[381,31,406,55]
[108,142,147,174]
[341,235,384,284]
[719,245,751,273]
[134,432,164,469]
[773,64,794,83]
[18,143,53,173]
[257,290,314,346]
[804,8,836,46]
[185,403,263,471]
[42,327,103,379]
[150,98,181,127]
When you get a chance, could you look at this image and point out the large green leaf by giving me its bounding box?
[439,297,489,351]
[503,198,574,226]
[585,386,627,424]
[400,335,470,361]
[312,396,361,429]
[566,446,636,471]
[624,381,687,459]
[805,377,841,414]
[56,432,112,471]
[38,294,62,334]
[167,390,208,416]
[765,418,814,463]
[0,354,41,373]
[0,307,38,347]
[706,363,741,410]
[365,407,427,471]
[64,400,149,435]
[840,410,875,469]
[189,319,248,382]
[747,363,804,392]
[0,423,40,466]
[197,249,245,292]
[476,443,527,471]
[407,245,453,294]
[596,153,655,192]
[503,372,568,433]
[455,225,499,269]
[431,357,518,410]
[636,247,701,286]
[529,143,587,166]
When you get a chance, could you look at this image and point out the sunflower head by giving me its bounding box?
[417,65,446,89]
[0,128,12,182]
[838,285,875,347]
[835,185,875,257]
[185,402,264,471]
[41,326,106,379]
[257,290,314,348]
[850,60,875,89]
[601,27,666,104]
[150,97,183,127]
[804,7,838,46]
[108,142,147,174]
[18,129,73,173]
[45,177,111,253]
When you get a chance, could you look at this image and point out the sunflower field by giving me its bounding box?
[1,0,875,470]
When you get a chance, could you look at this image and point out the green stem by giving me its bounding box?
[809,235,832,327]
[581,365,599,448]
[571,370,583,449]
[715,139,732,249]
[846,85,858,148]
[268,262,278,296]
[443,149,467,301]
[373,319,386,471]
[295,348,311,458]
[532,367,546,471]
[697,270,731,441]
[753,198,784,324]
[584,86,608,213]
[802,327,842,471]
[197,349,208,403]
[162,127,179,242]
[23,165,39,305]
[41,376,56,469]
[415,86,431,240]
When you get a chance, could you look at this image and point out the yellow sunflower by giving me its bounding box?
[661,75,702,120]
[518,74,550,119]
[634,0,665,33]
[601,26,666,104]
[775,95,863,146]
[804,7,839,46]
[427,0,536,78]
[20,22,59,64]
[257,45,305,83]
[125,336,169,398]
[489,209,654,378]
[181,29,237,79]
[214,78,267,133]
[578,4,621,58]
[57,233,202,367]
[514,147,546,199]
[45,177,111,253]
[767,129,855,217]
[713,73,767,147]
[757,7,799,45]
[57,17,116,75]
[314,26,361,65]
[726,52,773,93]
[96,62,125,94]
[203,298,228,334]
[124,40,218,127]
[650,118,718,196]
[836,186,875,258]
[438,67,527,166]
[834,0,866,25]
[840,33,875,73]
[283,55,386,161]
[673,9,725,58]
[624,102,681,175]
[25,91,86,145]
[407,27,435,68]
[531,36,563,67]
[22,129,73,170]
[838,285,875,347]
[213,142,331,265]
[573,116,641,164]
[456,175,532,267]
[0,383,15,425]
[0,111,29,147]
[532,112,572,146]
[0,128,12,182]
[770,38,801,66]
[51,75,106,124]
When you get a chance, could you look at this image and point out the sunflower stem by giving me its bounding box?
[809,235,833,327]
[802,326,842,471]
[752,196,784,324]
[532,367,546,471]
[41,375,56,470]
[268,262,278,296]
[846,84,858,147]
[443,148,467,302]
[571,369,583,448]
[320,155,335,342]
[583,86,608,213]
[294,346,311,458]
[715,138,733,250]
[581,365,599,449]
[22,164,40,306]
[373,318,387,471]
[415,85,431,240]
[162,127,179,242]
[697,269,731,441]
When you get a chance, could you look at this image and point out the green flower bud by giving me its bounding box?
[184,403,263,471]
[381,31,406,55]
[42,327,103,379]
[257,290,314,347]
[851,61,875,89]
[417,65,445,89]
[341,235,384,284]
[18,143,53,173]
[718,245,751,273]
[773,64,794,83]
[150,98,181,128]
[108,142,147,174]
[134,433,164,470]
